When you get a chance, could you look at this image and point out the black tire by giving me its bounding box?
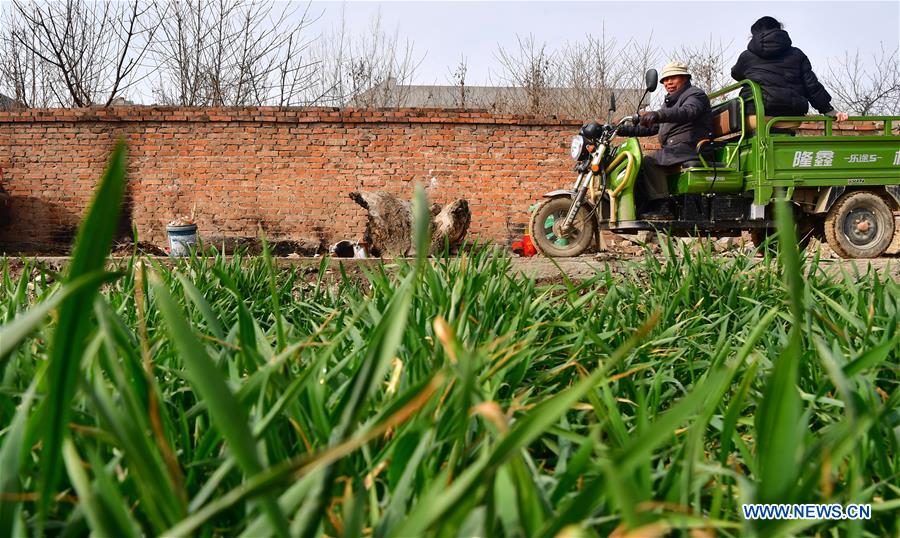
[529,197,594,257]
[824,191,895,259]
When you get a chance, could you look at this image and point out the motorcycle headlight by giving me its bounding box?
[570,135,584,160]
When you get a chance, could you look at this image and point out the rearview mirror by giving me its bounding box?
[608,93,616,113]
[645,69,658,93]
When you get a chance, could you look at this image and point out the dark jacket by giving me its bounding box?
[731,28,834,116]
[619,81,713,166]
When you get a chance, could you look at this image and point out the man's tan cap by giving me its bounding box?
[660,61,691,81]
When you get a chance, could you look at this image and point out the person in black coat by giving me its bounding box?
[731,16,847,121]
[618,61,713,217]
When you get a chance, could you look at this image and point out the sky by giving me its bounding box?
[308,0,900,86]
[6,0,893,104]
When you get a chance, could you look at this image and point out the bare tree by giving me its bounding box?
[446,55,469,108]
[494,34,563,115]
[678,35,734,101]
[825,44,900,115]
[8,0,158,107]
[150,0,318,107]
[491,31,658,118]
[276,30,320,107]
[0,6,56,108]
[620,33,662,111]
[310,9,422,108]
[558,28,633,119]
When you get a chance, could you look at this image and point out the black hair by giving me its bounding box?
[751,16,783,34]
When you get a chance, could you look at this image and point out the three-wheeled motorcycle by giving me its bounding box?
[529,69,900,259]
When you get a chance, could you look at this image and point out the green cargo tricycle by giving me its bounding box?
[530,69,900,258]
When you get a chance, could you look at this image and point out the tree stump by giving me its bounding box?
[349,191,471,257]
[349,191,412,256]
[430,199,470,254]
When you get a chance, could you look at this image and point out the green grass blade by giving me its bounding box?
[166,374,441,537]
[843,334,898,377]
[39,141,128,524]
[295,270,417,538]
[261,234,286,352]
[412,183,431,262]
[150,273,290,538]
[0,271,119,361]
[62,439,121,538]
[82,448,140,538]
[395,314,659,536]
[751,198,808,506]
[774,198,804,324]
[175,273,226,341]
[754,330,803,504]
[615,367,731,475]
[0,373,41,536]
[374,429,435,538]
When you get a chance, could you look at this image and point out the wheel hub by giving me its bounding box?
[843,208,878,246]
[543,213,579,246]
[553,219,575,239]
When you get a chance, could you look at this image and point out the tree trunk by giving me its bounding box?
[430,199,470,255]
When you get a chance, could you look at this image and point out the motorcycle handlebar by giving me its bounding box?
[611,115,639,127]
[603,115,639,137]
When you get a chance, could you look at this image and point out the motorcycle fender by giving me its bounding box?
[813,186,845,214]
[542,189,577,199]
[540,190,596,210]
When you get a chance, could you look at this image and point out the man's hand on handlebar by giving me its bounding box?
[639,111,659,127]
[614,115,640,125]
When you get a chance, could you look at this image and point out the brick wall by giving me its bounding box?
[0,107,594,249]
[0,107,882,251]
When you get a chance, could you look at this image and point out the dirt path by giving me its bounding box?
[6,252,898,283]
[508,255,899,281]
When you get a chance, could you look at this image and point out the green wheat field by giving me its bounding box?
[1,143,898,537]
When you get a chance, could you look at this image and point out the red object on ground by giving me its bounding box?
[522,234,537,256]
[512,234,537,257]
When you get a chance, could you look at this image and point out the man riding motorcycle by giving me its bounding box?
[617,61,713,218]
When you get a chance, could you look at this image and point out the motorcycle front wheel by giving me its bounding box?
[529,196,594,257]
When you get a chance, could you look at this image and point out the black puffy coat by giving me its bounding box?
[619,81,713,166]
[731,28,834,116]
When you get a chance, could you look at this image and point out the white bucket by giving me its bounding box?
[166,224,198,256]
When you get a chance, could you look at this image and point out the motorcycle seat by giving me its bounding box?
[711,98,743,139]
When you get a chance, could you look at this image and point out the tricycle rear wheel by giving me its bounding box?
[824,191,894,259]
